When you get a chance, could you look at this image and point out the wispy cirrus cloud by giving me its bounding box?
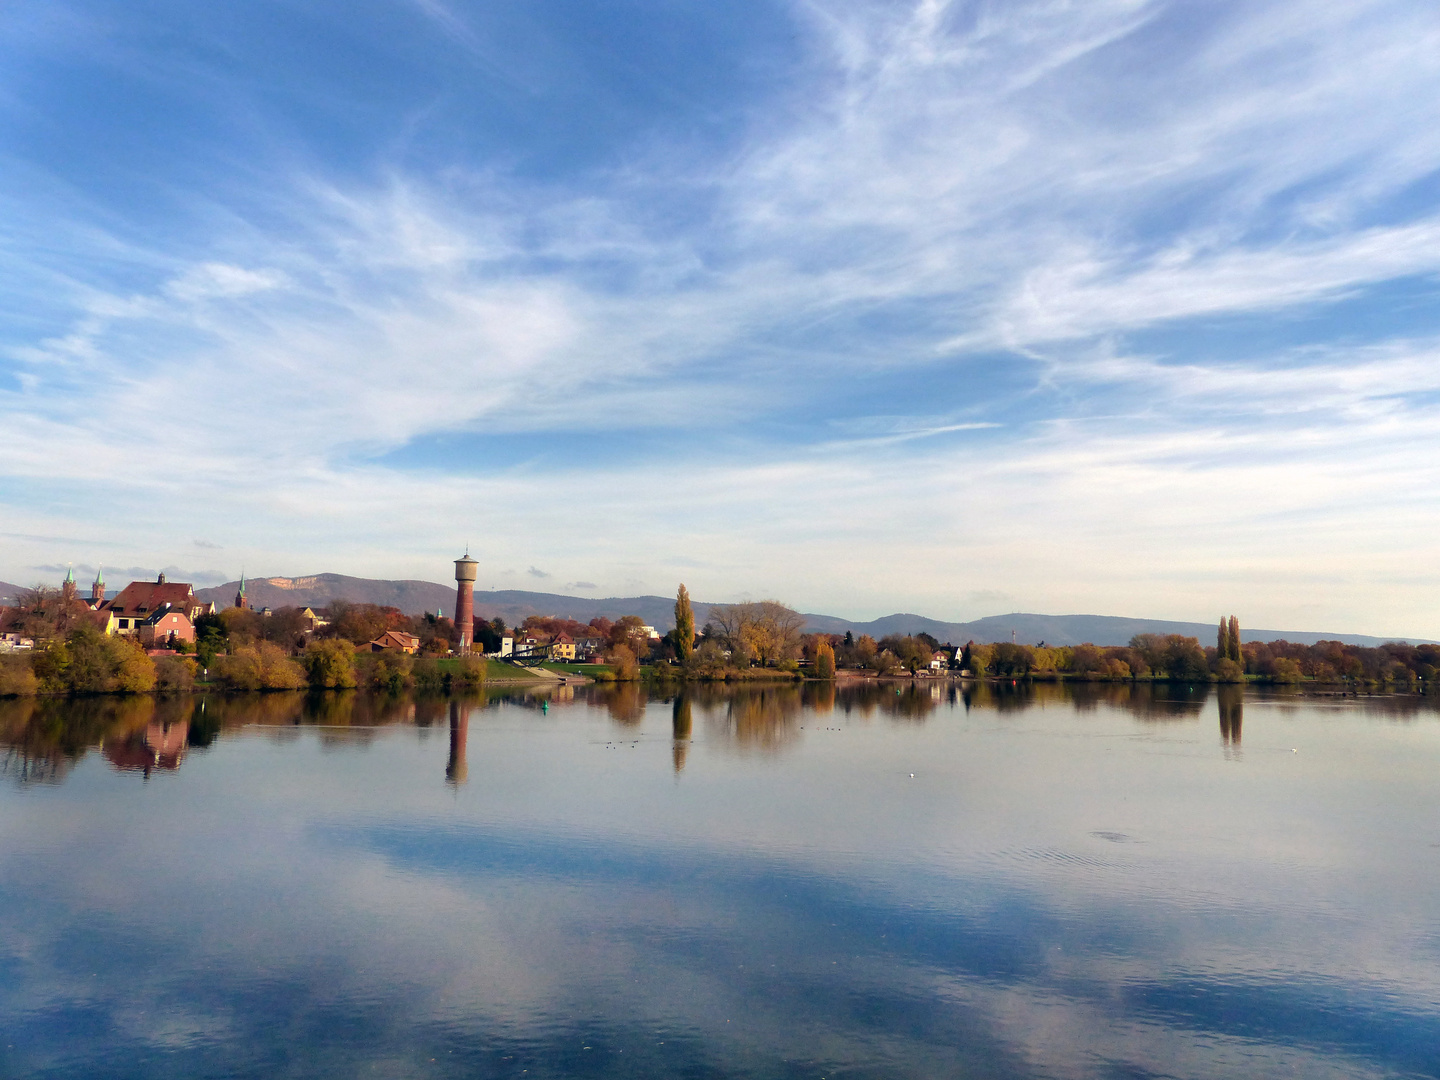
[1,0,1439,634]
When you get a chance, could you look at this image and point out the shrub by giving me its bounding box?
[0,655,39,697]
[365,652,412,692]
[685,640,729,680]
[112,639,158,693]
[39,627,158,694]
[411,656,447,691]
[1213,658,1244,683]
[1100,658,1131,680]
[303,639,357,689]
[872,649,901,676]
[608,644,640,681]
[450,656,487,690]
[155,656,196,692]
[1271,658,1303,684]
[215,643,306,691]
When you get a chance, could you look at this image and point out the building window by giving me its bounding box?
[118,619,129,629]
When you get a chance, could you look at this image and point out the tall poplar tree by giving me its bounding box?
[1217,617,1230,659]
[674,584,695,663]
[1228,615,1242,663]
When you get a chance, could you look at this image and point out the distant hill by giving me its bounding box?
[190,573,1429,647]
[194,575,692,629]
[0,581,24,606]
[819,612,1421,648]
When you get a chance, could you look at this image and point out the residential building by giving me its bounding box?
[0,632,34,653]
[137,608,196,649]
[369,631,420,654]
[99,573,210,636]
[549,633,576,661]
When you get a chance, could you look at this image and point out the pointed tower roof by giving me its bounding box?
[239,571,247,596]
[94,565,104,586]
[65,564,74,584]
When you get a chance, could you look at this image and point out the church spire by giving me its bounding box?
[235,571,249,611]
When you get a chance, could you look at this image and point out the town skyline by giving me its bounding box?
[2,565,1430,648]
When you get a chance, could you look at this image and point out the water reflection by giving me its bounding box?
[1218,684,1243,756]
[2,682,1436,789]
[697,684,804,749]
[594,682,645,726]
[446,700,468,786]
[3,682,1440,1080]
[671,696,692,773]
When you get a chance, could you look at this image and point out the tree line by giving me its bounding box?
[5,582,1436,694]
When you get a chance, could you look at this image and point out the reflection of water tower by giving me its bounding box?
[454,551,478,654]
[446,700,468,786]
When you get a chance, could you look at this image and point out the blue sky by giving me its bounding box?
[2,0,1439,636]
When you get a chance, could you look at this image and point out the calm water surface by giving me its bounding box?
[2,682,1438,1079]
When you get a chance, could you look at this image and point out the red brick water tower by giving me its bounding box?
[454,551,478,654]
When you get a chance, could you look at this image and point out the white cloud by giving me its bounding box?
[164,262,286,302]
[3,0,1440,635]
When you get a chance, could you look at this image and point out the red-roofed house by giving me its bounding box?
[98,573,210,638]
[369,631,420,654]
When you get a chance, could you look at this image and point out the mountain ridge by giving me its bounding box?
[189,573,1431,648]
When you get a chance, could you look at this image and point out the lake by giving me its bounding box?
[2,681,1438,1079]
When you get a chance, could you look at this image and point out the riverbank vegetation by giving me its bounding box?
[3,580,1435,695]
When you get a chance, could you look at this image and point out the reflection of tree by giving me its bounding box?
[1118,683,1208,721]
[802,682,836,714]
[831,682,941,721]
[413,696,449,728]
[706,686,803,750]
[888,684,939,722]
[596,682,645,727]
[1217,685,1243,746]
[672,696,692,773]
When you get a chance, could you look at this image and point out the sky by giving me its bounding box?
[1,0,1438,637]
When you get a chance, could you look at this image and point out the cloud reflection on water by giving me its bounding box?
[1,684,1439,1078]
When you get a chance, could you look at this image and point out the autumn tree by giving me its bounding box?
[707,601,804,667]
[608,643,640,681]
[608,615,651,659]
[304,639,358,688]
[674,584,695,663]
[321,601,407,646]
[38,625,157,694]
[1228,615,1242,663]
[815,639,836,680]
[12,585,91,642]
[879,634,933,674]
[852,634,879,670]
